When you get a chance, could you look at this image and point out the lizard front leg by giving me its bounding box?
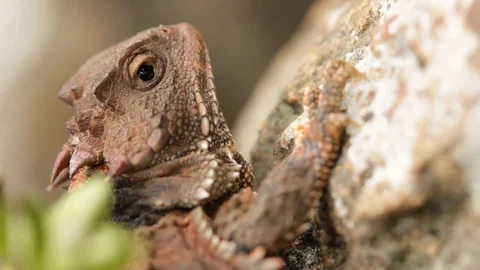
[215,60,356,252]
[113,147,252,222]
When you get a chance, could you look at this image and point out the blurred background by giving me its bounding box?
[0,0,312,205]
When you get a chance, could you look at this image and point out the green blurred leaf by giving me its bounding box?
[0,176,6,260]
[46,176,111,251]
[79,225,132,270]
[7,209,37,269]
[4,175,134,270]
[24,202,46,270]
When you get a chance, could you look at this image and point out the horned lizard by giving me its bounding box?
[48,23,356,269]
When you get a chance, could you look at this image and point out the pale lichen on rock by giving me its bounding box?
[340,0,479,221]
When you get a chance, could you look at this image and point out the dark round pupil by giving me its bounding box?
[137,64,155,81]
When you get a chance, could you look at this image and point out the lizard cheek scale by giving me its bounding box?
[147,127,170,152]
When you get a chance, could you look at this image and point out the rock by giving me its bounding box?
[241,0,480,268]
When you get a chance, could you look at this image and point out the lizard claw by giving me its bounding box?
[68,136,103,177]
[69,148,96,177]
[50,144,72,183]
[46,167,70,192]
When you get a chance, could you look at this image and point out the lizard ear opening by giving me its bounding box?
[93,70,117,108]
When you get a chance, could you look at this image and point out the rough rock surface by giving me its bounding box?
[241,0,480,269]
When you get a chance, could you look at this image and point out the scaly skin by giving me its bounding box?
[49,23,356,269]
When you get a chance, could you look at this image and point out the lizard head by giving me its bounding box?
[49,23,233,191]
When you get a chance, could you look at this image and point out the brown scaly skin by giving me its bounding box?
[48,23,356,269]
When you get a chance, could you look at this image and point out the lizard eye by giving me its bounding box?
[137,64,155,81]
[128,51,165,90]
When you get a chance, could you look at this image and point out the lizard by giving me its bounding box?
[47,23,355,269]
